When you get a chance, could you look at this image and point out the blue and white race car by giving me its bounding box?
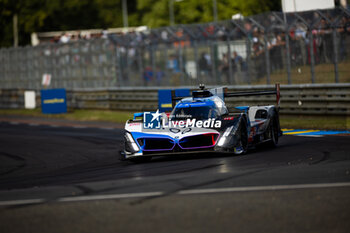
[121,84,282,162]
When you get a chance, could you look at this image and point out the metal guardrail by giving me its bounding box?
[0,89,25,109]
[1,84,349,115]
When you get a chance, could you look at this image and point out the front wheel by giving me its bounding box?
[234,118,249,155]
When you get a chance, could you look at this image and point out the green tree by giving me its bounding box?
[0,0,123,47]
[136,0,281,27]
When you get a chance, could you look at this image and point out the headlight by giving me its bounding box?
[223,126,234,137]
[125,132,140,152]
[217,125,237,146]
[217,136,226,146]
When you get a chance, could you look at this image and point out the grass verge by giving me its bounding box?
[280,115,350,130]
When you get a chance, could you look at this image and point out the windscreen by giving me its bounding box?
[171,105,220,120]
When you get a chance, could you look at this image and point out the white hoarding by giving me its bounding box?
[282,0,335,12]
[24,91,36,109]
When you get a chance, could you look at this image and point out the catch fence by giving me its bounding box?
[1,7,350,89]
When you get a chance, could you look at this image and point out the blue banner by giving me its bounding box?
[41,89,67,114]
[158,89,190,112]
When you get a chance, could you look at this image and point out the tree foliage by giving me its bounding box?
[0,0,280,47]
[134,0,281,27]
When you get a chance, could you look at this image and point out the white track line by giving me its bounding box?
[99,127,115,130]
[0,182,349,207]
[72,126,87,129]
[178,182,350,195]
[295,135,323,137]
[0,198,45,206]
[58,191,163,202]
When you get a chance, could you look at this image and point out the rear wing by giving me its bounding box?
[223,83,281,108]
[170,83,281,109]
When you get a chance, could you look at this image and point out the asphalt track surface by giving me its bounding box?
[0,121,350,233]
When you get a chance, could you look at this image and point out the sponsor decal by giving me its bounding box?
[41,88,67,114]
[43,98,65,104]
[161,103,172,108]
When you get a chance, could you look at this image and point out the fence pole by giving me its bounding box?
[246,38,252,85]
[309,31,316,83]
[116,47,123,87]
[67,42,74,89]
[164,46,170,86]
[332,28,339,83]
[284,33,292,84]
[77,42,83,89]
[151,45,156,85]
[124,46,131,86]
[210,42,216,85]
[137,46,143,86]
[178,45,184,85]
[193,41,200,82]
[227,37,233,85]
[283,14,292,84]
[264,34,271,85]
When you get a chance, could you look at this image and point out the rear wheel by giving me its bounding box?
[267,116,279,147]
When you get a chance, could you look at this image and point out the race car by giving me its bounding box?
[120,84,282,162]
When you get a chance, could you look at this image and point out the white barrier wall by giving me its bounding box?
[282,0,334,12]
[24,91,36,109]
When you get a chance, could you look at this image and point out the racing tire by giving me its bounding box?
[267,116,279,147]
[119,151,126,161]
[235,118,249,155]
